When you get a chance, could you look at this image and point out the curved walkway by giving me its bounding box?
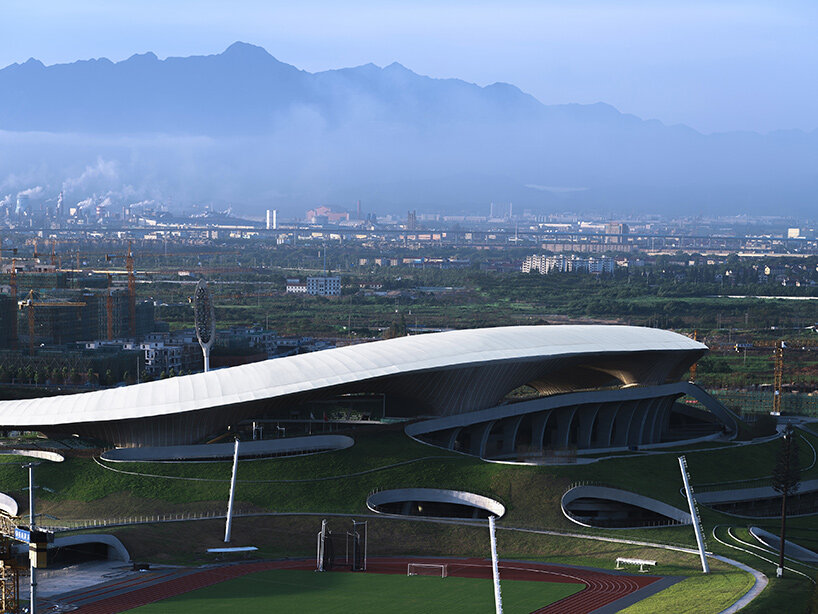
[712,525,811,584]
[101,436,354,462]
[0,448,64,462]
[93,455,461,484]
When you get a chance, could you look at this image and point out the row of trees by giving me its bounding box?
[0,364,127,387]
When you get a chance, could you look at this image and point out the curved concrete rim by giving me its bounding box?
[561,485,692,529]
[750,526,818,563]
[0,449,64,462]
[0,492,18,517]
[101,435,354,462]
[367,488,505,518]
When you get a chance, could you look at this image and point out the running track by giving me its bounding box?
[45,557,669,614]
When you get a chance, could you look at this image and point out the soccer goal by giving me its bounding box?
[407,563,448,578]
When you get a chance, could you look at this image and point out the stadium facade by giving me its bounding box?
[0,325,738,452]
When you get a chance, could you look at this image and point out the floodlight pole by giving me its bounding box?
[24,462,40,614]
[679,455,710,574]
[488,515,503,614]
[194,279,215,373]
[202,345,211,373]
[224,439,240,543]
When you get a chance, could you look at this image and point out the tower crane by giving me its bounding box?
[22,290,87,355]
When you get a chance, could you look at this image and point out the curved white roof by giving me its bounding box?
[0,325,704,427]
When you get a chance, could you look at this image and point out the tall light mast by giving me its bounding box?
[194,279,216,372]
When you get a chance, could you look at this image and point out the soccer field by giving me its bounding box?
[125,569,583,614]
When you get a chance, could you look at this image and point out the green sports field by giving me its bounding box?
[125,569,583,614]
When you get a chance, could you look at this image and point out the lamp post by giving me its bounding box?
[22,461,40,614]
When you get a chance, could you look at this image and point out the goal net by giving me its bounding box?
[407,563,447,578]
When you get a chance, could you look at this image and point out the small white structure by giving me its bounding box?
[286,279,308,294]
[140,342,183,376]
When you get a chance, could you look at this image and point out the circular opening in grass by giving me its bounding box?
[367,488,505,519]
[561,485,691,529]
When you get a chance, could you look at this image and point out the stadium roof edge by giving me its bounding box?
[0,325,705,427]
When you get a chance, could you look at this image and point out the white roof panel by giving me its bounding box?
[0,325,704,427]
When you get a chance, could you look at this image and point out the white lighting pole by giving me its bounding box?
[488,515,503,614]
[679,455,710,574]
[224,439,240,543]
[24,462,40,614]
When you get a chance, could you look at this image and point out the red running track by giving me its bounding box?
[54,557,659,614]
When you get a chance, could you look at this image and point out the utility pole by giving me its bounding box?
[772,424,801,577]
[772,342,784,416]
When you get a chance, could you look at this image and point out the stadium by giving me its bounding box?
[0,324,737,452]
[1,325,814,613]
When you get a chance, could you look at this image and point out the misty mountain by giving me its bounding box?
[0,42,816,216]
[0,42,548,135]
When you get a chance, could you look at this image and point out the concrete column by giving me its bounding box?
[530,412,550,453]
[501,415,524,456]
[470,421,494,458]
[446,427,462,451]
[594,402,621,447]
[554,406,579,448]
[646,396,675,444]
[611,402,637,447]
[576,404,602,450]
[627,399,652,446]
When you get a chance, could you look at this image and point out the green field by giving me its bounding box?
[125,569,582,614]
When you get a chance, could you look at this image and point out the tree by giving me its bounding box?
[772,424,801,577]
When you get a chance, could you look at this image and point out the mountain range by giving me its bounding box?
[0,42,816,216]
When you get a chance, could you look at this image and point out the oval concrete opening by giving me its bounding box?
[367,488,505,520]
[562,485,691,529]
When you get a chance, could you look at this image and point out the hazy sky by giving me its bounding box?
[1,0,817,134]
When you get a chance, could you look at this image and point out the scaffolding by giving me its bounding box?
[0,515,22,614]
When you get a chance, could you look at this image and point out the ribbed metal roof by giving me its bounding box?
[0,325,704,427]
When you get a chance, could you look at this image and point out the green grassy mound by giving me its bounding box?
[125,568,582,614]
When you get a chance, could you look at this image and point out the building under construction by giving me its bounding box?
[5,290,155,350]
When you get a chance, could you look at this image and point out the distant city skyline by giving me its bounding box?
[2,0,817,134]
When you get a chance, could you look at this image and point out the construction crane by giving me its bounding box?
[25,291,35,357]
[126,241,136,337]
[106,274,114,341]
[23,291,87,355]
[9,259,18,350]
[752,338,818,415]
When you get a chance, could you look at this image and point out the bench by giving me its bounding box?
[616,557,657,572]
